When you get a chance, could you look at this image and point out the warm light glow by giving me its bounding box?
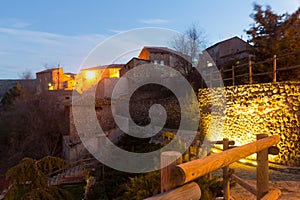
[198,82,300,165]
[211,148,222,153]
[108,68,120,78]
[250,161,257,166]
[239,159,247,163]
[48,82,53,90]
[85,71,96,79]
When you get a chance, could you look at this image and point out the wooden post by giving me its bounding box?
[256,134,269,200]
[222,138,230,200]
[210,71,213,88]
[220,68,223,87]
[161,151,182,193]
[232,66,235,86]
[273,55,277,83]
[195,139,201,158]
[207,150,213,180]
[249,55,253,84]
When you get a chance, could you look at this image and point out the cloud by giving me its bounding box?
[11,22,31,28]
[0,27,107,78]
[0,18,31,29]
[140,18,169,25]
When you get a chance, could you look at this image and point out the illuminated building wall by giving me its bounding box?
[36,68,76,93]
[198,82,300,166]
[76,66,121,93]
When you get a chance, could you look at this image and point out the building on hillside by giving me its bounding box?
[76,64,123,93]
[77,47,193,94]
[36,68,76,94]
[62,47,193,161]
[202,36,252,70]
[195,36,253,88]
[120,57,150,77]
[138,46,192,78]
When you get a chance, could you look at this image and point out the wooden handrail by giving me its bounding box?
[144,182,201,200]
[174,135,280,185]
[201,50,300,87]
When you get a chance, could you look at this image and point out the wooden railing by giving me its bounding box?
[145,134,281,200]
[201,50,300,87]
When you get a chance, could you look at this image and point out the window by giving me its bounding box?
[153,60,158,64]
[160,60,165,65]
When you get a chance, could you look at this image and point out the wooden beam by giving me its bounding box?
[261,188,281,200]
[261,189,281,200]
[252,71,273,76]
[174,135,280,185]
[210,140,235,146]
[228,146,279,155]
[234,73,249,78]
[144,182,201,200]
[276,64,300,71]
[231,174,257,196]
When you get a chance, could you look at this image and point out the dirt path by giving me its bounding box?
[213,162,300,199]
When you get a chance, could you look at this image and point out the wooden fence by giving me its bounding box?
[145,134,281,200]
[201,50,300,87]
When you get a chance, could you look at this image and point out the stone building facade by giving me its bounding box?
[36,68,76,94]
[204,36,252,69]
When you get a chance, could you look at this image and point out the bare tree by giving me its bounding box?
[171,24,207,68]
[5,93,67,166]
[19,69,34,79]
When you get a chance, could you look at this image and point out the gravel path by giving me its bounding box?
[213,162,300,199]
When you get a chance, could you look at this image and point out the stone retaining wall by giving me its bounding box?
[198,82,300,166]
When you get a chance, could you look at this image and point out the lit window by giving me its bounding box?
[48,83,53,90]
[207,61,213,67]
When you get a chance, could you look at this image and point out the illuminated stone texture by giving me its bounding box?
[198,82,300,166]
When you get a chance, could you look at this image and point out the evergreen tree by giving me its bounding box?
[1,83,24,108]
[247,4,300,81]
[4,156,71,200]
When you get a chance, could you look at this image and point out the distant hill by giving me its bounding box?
[0,79,36,100]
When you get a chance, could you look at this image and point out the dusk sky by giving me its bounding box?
[0,0,299,79]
